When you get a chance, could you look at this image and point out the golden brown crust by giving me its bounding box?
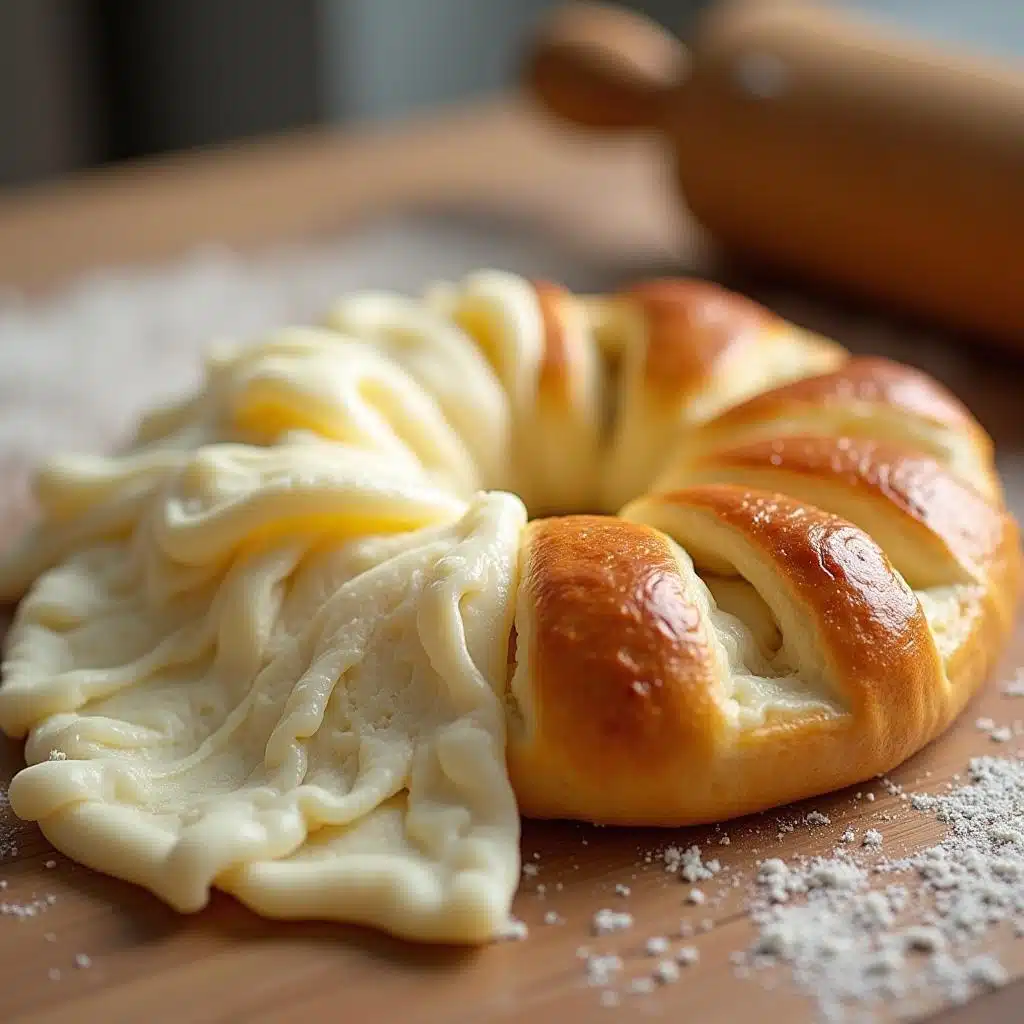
[507,515,728,822]
[515,516,723,759]
[592,278,847,513]
[684,435,1008,586]
[619,279,766,393]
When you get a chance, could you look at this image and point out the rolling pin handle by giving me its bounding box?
[523,2,684,131]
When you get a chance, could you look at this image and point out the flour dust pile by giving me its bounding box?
[555,743,1024,1021]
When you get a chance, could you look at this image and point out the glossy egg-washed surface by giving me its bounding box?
[0,270,1017,941]
[625,279,768,392]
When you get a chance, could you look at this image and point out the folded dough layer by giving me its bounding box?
[0,326,526,941]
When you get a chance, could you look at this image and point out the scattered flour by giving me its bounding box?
[653,959,680,984]
[592,909,633,936]
[745,755,1024,1020]
[586,953,624,986]
[0,877,57,921]
[902,925,945,953]
[662,845,721,883]
[1001,669,1024,698]
[580,749,1024,1015]
[976,717,1015,743]
[497,918,529,942]
[676,946,700,966]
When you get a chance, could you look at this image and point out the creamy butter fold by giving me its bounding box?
[0,323,526,943]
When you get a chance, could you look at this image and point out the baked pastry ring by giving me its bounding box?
[0,271,1017,943]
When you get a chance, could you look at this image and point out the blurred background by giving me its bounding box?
[2,0,1020,188]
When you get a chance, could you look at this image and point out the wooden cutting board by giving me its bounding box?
[0,98,1022,1024]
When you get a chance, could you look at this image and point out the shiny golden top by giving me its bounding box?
[621,278,767,391]
[515,515,723,779]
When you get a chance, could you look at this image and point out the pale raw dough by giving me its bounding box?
[424,269,607,514]
[0,325,526,943]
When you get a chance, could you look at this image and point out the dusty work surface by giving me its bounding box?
[0,100,1022,1024]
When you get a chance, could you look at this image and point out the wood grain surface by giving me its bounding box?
[0,98,1022,1024]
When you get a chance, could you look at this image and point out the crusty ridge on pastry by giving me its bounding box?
[583,279,846,511]
[0,270,1018,943]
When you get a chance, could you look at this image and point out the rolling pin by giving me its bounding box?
[525,0,1024,346]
